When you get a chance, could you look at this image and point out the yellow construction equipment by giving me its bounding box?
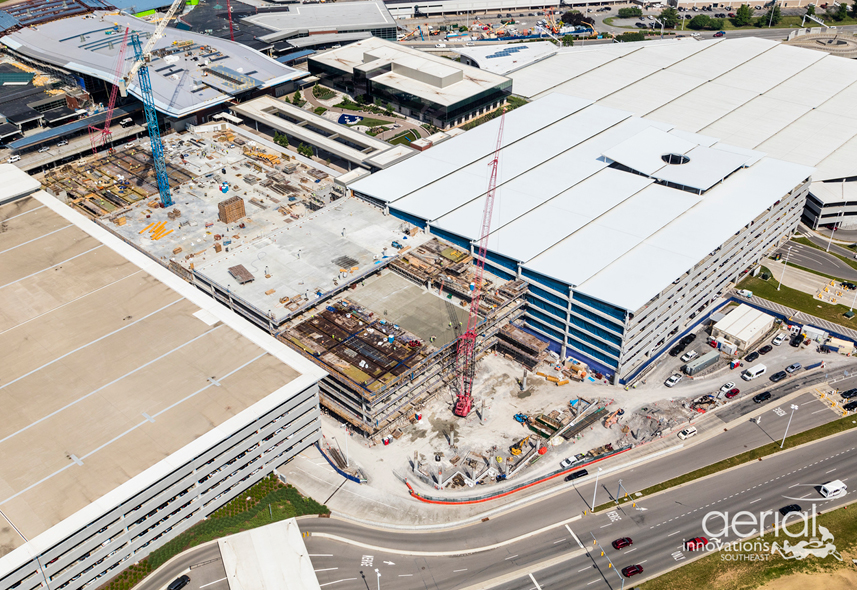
[510,435,529,456]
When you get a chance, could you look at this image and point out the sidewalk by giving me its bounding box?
[763,257,829,295]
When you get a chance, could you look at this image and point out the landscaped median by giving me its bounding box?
[593,413,857,513]
[639,499,857,590]
[100,475,328,590]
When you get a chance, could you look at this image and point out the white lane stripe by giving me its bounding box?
[529,573,543,590]
[199,578,227,588]
[453,569,468,572]
[504,555,518,560]
[308,554,333,557]
[750,498,762,504]
[319,580,358,587]
[624,548,637,554]
[0,224,73,255]
[0,297,183,391]
[667,531,681,537]
[578,567,591,572]
[0,244,102,290]
[314,568,338,572]
[1,204,44,221]
[398,574,413,577]
[566,525,584,549]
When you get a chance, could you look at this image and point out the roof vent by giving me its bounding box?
[661,153,690,165]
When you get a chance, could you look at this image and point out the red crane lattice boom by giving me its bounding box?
[88,27,130,154]
[453,108,506,418]
[226,0,235,42]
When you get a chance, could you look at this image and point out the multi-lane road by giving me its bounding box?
[300,372,857,589]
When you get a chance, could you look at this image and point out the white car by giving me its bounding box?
[680,350,698,362]
[665,373,682,388]
[8,155,20,163]
[678,427,698,440]
[772,333,786,346]
[720,381,736,393]
[435,43,447,48]
[57,139,68,146]
[465,41,475,46]
[560,453,585,469]
[38,146,50,153]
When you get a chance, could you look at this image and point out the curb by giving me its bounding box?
[131,539,220,590]
[462,549,588,590]
[310,513,582,556]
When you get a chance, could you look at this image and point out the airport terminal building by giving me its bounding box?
[348,94,812,383]
[0,167,326,590]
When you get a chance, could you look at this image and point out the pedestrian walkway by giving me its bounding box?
[764,258,829,295]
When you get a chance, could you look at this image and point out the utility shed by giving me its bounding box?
[683,350,720,376]
[711,304,775,351]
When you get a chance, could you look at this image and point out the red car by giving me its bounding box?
[686,536,708,551]
[612,537,633,550]
[725,388,740,399]
[622,564,644,577]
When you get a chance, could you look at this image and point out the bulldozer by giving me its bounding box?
[510,435,530,456]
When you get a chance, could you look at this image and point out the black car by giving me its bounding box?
[759,345,773,355]
[770,371,787,383]
[681,333,697,346]
[790,334,803,347]
[745,351,760,363]
[168,576,190,590]
[842,281,856,290]
[779,504,802,516]
[566,469,588,481]
[841,389,857,399]
[669,344,685,357]
[753,391,772,403]
[845,400,857,412]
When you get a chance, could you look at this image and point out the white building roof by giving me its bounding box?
[453,41,558,75]
[350,92,814,313]
[243,0,395,43]
[713,304,774,344]
[508,37,857,181]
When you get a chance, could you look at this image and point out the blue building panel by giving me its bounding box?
[521,267,569,295]
[389,208,427,229]
[529,284,567,308]
[573,292,627,322]
[485,250,518,272]
[430,227,471,251]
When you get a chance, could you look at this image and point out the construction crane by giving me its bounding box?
[453,108,506,418]
[88,26,129,154]
[225,0,235,42]
[120,0,186,208]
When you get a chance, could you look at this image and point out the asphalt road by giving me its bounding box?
[304,428,857,590]
[798,228,857,265]
[775,240,857,282]
[134,543,222,590]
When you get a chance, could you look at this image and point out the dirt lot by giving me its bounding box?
[759,570,857,590]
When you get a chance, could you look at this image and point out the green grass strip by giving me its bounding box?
[593,413,857,513]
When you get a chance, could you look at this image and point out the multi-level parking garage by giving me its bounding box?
[0,166,325,590]
[348,93,813,384]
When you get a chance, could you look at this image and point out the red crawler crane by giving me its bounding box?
[226,0,235,41]
[88,27,130,154]
[453,108,506,418]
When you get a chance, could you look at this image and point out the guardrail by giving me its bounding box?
[316,442,364,484]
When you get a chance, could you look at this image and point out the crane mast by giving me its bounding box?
[453,108,506,418]
[88,27,130,153]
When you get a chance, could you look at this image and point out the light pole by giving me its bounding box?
[375,568,381,590]
[768,0,777,27]
[778,245,792,291]
[591,467,603,511]
[590,532,625,590]
[654,17,664,39]
[781,404,799,448]
[850,284,857,312]
[827,207,845,252]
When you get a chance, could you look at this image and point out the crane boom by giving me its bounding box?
[88,27,129,153]
[453,108,505,418]
[122,0,186,90]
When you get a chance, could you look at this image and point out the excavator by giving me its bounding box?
[510,435,530,456]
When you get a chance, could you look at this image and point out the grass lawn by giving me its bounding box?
[390,129,419,145]
[737,269,857,329]
[96,475,328,590]
[366,126,390,137]
[595,413,857,513]
[640,499,857,590]
[349,117,390,128]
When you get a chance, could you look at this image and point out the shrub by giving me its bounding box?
[617,7,643,17]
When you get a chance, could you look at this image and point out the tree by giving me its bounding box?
[561,10,594,26]
[830,2,848,20]
[806,3,816,16]
[659,6,680,27]
[617,7,643,18]
[852,0,857,18]
[688,14,711,29]
[292,91,302,105]
[708,17,724,29]
[561,34,575,46]
[761,3,782,25]
[734,4,754,26]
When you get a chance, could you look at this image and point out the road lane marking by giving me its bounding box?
[199,578,227,589]
[827,469,837,474]
[398,574,413,577]
[587,580,599,585]
[529,573,543,590]
[639,560,648,564]
[578,567,591,572]
[453,569,468,572]
[319,580,358,588]
[505,555,519,560]
[600,523,612,528]
[553,538,566,544]
[314,568,338,573]
[566,525,584,549]
[667,531,681,537]
[309,554,333,557]
[750,498,762,504]
[812,409,828,414]
[624,548,637,554]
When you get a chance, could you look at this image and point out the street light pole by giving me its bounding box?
[591,467,603,511]
[375,568,381,590]
[590,532,625,590]
[778,245,792,291]
[781,404,799,448]
[768,0,777,27]
[827,207,844,252]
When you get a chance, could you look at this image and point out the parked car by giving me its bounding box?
[842,281,857,290]
[612,537,633,550]
[560,453,586,469]
[720,382,736,392]
[779,504,802,516]
[786,363,801,374]
[435,43,447,48]
[844,400,857,412]
[566,469,588,482]
[681,350,698,362]
[685,536,708,551]
[678,427,698,440]
[57,139,68,146]
[745,351,760,363]
[167,576,190,590]
[754,391,772,403]
[759,345,773,355]
[772,333,786,346]
[669,344,685,357]
[665,373,683,388]
[8,155,20,163]
[725,388,740,399]
[622,565,644,578]
[38,146,50,153]
[681,334,697,346]
[770,371,787,383]
[840,388,857,399]
[790,334,803,347]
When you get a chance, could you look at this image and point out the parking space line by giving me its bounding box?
[199,578,227,589]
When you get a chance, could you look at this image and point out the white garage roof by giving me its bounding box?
[349,93,814,312]
[713,304,775,344]
[508,37,857,181]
